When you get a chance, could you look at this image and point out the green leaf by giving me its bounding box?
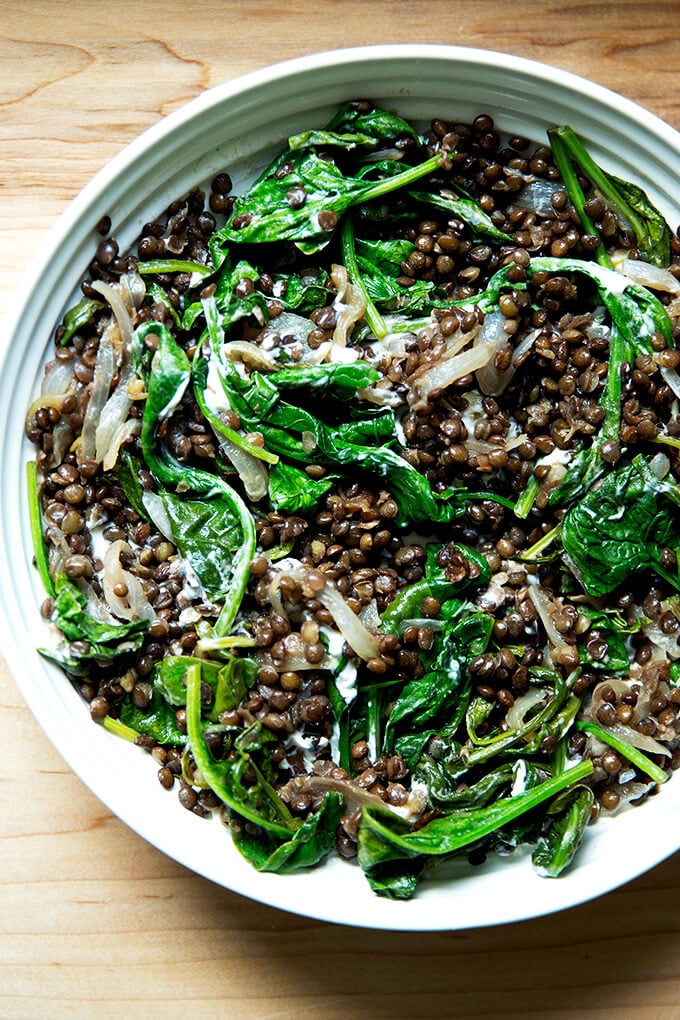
[152,653,255,720]
[532,785,594,877]
[26,461,55,597]
[132,321,256,634]
[408,187,508,241]
[215,147,442,251]
[185,662,296,837]
[231,792,344,873]
[550,125,671,267]
[59,297,104,345]
[119,689,186,745]
[359,759,593,860]
[324,102,421,145]
[136,259,212,277]
[561,455,680,596]
[576,608,630,672]
[383,599,493,766]
[39,574,148,674]
[216,360,465,528]
[270,361,380,399]
[380,543,490,635]
[420,759,549,810]
[268,460,338,514]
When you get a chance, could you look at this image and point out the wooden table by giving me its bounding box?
[2,3,680,1016]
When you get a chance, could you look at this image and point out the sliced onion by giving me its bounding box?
[52,420,74,464]
[476,572,508,612]
[273,562,380,661]
[219,435,268,501]
[142,491,173,541]
[528,584,568,655]
[102,540,156,622]
[660,366,680,400]
[510,329,539,368]
[90,278,137,348]
[26,357,76,421]
[505,431,531,452]
[591,678,635,721]
[78,326,116,463]
[610,780,655,811]
[438,325,477,360]
[313,582,380,660]
[649,452,670,480]
[619,256,680,294]
[223,340,278,370]
[356,383,403,407]
[410,342,490,408]
[301,431,317,453]
[474,311,512,395]
[96,356,137,469]
[641,616,680,661]
[331,263,366,347]
[78,579,118,624]
[606,720,672,758]
[101,418,141,472]
[307,775,426,821]
[515,178,561,216]
[506,686,548,731]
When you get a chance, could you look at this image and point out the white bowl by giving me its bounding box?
[4,44,680,931]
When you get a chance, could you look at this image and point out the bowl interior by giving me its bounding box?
[4,45,680,931]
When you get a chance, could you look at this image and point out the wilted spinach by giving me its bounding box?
[561,454,680,597]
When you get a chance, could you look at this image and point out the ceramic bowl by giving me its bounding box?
[4,45,680,930]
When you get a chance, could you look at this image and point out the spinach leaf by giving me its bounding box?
[324,102,421,145]
[516,256,674,506]
[272,267,330,312]
[217,360,465,527]
[133,321,256,633]
[560,454,680,597]
[214,147,442,253]
[185,662,297,837]
[152,652,255,719]
[458,673,577,770]
[575,719,669,785]
[380,542,490,635]
[27,461,55,597]
[340,217,388,338]
[145,281,181,327]
[532,785,594,877]
[354,234,436,315]
[157,487,251,604]
[549,125,671,267]
[326,658,358,772]
[420,758,549,810]
[59,297,104,345]
[408,187,509,241]
[231,791,344,874]
[357,760,593,897]
[113,453,153,524]
[268,460,338,514]
[270,361,380,398]
[119,689,186,745]
[355,820,425,900]
[39,574,148,675]
[136,258,212,277]
[577,608,630,672]
[384,600,494,767]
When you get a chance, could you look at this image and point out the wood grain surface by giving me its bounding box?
[2,2,680,1017]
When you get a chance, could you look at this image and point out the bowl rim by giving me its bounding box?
[4,43,680,931]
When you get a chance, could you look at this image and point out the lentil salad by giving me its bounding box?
[26,101,680,898]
